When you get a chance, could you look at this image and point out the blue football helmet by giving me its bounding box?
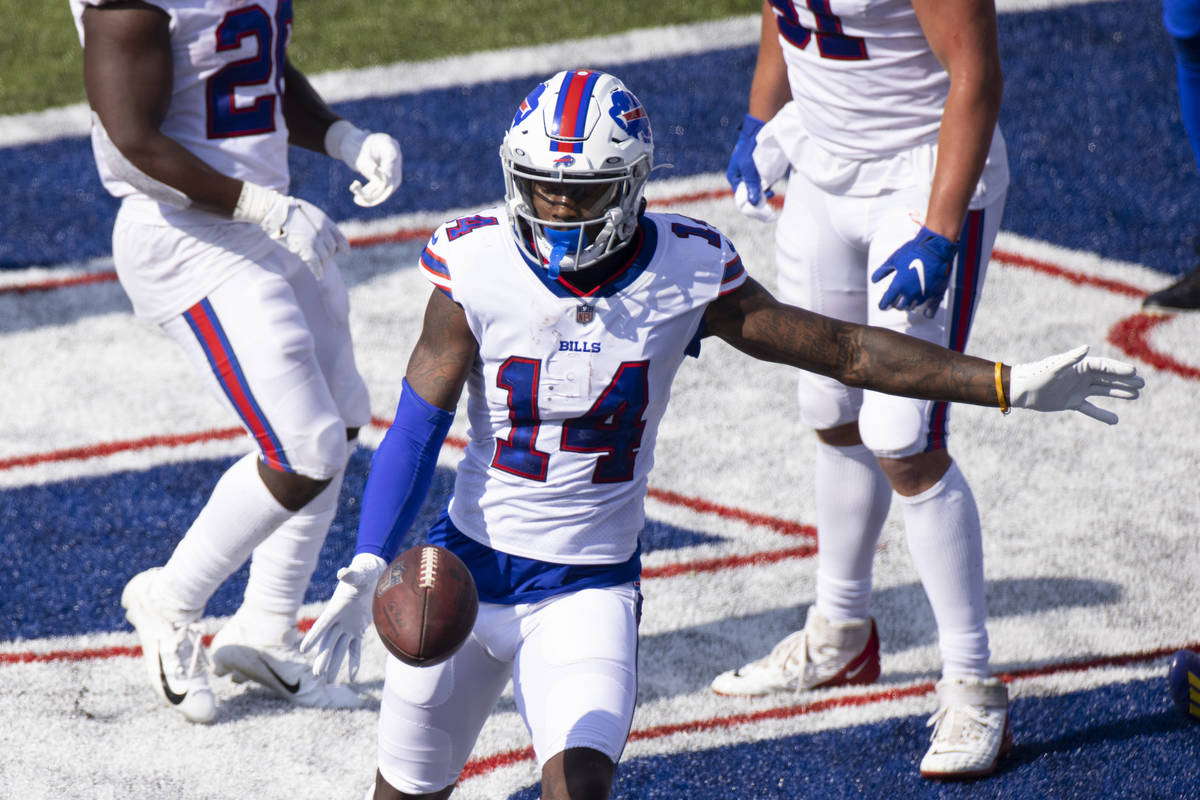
[500,70,654,277]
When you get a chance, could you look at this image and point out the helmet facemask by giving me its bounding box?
[500,70,654,278]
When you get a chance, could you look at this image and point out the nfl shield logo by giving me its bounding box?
[575,304,595,324]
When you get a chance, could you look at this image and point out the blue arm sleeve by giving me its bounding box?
[355,379,455,562]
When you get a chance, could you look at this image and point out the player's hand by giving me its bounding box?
[233,182,348,280]
[325,120,403,207]
[300,552,388,682]
[871,227,958,315]
[1009,345,1145,424]
[734,182,778,222]
[727,114,772,211]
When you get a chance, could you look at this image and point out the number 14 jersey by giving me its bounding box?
[419,208,747,566]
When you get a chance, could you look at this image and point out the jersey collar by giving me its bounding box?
[518,217,658,300]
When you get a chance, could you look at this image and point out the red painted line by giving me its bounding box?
[642,546,817,579]
[1106,312,1200,380]
[0,270,118,295]
[459,745,537,780]
[990,248,1147,298]
[0,427,245,471]
[996,642,1200,682]
[0,206,1149,299]
[345,225,436,249]
[0,188,747,296]
[647,486,815,539]
[0,644,142,665]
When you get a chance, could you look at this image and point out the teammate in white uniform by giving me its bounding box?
[72,0,402,723]
[711,0,1014,779]
[300,70,1140,800]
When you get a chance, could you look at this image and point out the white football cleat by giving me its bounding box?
[711,609,880,696]
[121,568,216,724]
[210,610,365,710]
[920,676,1012,779]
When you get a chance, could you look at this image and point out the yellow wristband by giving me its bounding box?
[994,361,1010,415]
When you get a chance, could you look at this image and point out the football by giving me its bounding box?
[372,544,478,667]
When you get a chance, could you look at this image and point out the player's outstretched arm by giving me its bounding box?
[705,278,1143,421]
[282,60,403,207]
[301,288,478,681]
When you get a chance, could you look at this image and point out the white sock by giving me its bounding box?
[813,441,892,622]
[154,453,292,619]
[239,466,345,625]
[897,460,990,679]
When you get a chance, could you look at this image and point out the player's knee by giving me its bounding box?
[311,416,350,474]
[259,467,331,511]
[796,372,859,431]
[858,394,927,459]
[541,748,614,800]
[281,414,349,482]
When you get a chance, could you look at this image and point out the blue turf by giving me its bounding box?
[507,677,1200,800]
[3,1,1198,275]
[0,451,718,641]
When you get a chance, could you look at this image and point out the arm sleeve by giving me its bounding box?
[354,378,455,562]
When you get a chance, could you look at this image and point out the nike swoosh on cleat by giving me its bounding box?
[844,660,869,680]
[158,654,188,705]
[260,658,301,694]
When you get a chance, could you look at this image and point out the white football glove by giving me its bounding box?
[1009,345,1144,425]
[233,182,348,279]
[299,552,388,682]
[729,114,790,223]
[325,119,403,208]
[734,181,779,222]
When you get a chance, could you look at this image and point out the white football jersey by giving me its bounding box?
[419,207,747,565]
[70,0,292,225]
[772,0,946,158]
[762,0,1008,202]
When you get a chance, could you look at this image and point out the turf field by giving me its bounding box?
[2,2,1198,798]
[0,0,750,114]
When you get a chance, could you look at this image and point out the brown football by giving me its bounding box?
[372,544,478,667]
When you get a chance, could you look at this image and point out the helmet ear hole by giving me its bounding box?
[500,70,653,274]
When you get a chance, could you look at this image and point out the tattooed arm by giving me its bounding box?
[406,288,479,411]
[704,277,1004,406]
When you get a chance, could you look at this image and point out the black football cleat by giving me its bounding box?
[1143,266,1200,312]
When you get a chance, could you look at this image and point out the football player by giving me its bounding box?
[714,0,1014,779]
[301,70,1141,799]
[1144,0,1200,311]
[1160,0,1200,723]
[71,0,402,723]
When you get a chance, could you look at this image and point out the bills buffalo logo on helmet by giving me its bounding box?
[513,82,547,126]
[609,90,650,143]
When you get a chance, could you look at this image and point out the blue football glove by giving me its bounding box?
[726,114,768,205]
[871,227,959,315]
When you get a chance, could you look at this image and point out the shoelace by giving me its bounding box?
[926,704,1002,750]
[170,623,210,680]
[753,630,812,689]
